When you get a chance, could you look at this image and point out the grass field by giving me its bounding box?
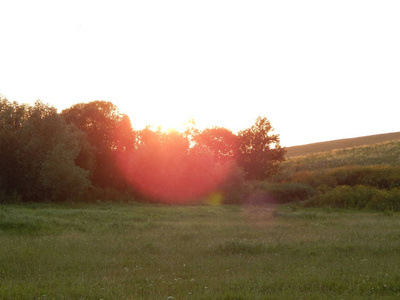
[281,139,400,175]
[1,203,400,299]
[285,131,400,158]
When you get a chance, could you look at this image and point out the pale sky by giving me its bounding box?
[1,0,399,146]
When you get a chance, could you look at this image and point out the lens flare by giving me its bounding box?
[116,147,234,204]
[206,192,224,206]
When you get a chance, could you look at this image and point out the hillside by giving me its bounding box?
[280,138,400,175]
[285,131,400,158]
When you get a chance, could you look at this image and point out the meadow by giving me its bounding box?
[1,203,400,299]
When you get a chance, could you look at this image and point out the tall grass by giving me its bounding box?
[1,203,400,299]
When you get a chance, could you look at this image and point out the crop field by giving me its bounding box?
[1,203,400,299]
[282,139,400,174]
[285,132,400,158]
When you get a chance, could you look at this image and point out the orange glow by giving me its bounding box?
[116,135,234,204]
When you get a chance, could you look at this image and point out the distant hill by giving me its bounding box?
[285,131,400,158]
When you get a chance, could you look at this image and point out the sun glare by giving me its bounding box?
[154,123,185,133]
[126,110,194,133]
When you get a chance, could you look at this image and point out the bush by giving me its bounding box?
[367,188,400,211]
[0,190,22,203]
[330,165,400,189]
[245,182,317,204]
[305,185,381,209]
[220,164,247,204]
[83,187,136,203]
[270,183,318,203]
[291,170,337,189]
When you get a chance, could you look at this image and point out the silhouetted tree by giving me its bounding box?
[62,101,135,189]
[0,98,29,194]
[23,101,91,201]
[194,127,238,163]
[237,117,286,180]
[0,99,91,201]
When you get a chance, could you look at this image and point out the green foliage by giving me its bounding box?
[305,185,400,211]
[278,139,400,211]
[0,99,91,202]
[61,101,135,189]
[367,188,400,211]
[19,102,91,201]
[331,165,400,189]
[290,170,337,189]
[39,144,91,201]
[61,101,126,151]
[305,185,380,209]
[2,97,288,204]
[287,165,400,189]
[0,99,29,192]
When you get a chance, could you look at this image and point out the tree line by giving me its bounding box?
[0,98,286,203]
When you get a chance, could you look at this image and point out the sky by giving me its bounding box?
[1,0,399,147]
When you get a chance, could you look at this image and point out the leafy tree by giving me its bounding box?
[115,114,136,152]
[19,101,91,201]
[37,125,91,202]
[0,100,91,201]
[238,116,286,180]
[194,127,238,163]
[61,101,127,150]
[0,98,29,194]
[61,101,135,189]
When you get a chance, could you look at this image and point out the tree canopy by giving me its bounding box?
[61,101,135,189]
[1,98,286,203]
[194,127,238,163]
[238,117,286,180]
[0,99,90,201]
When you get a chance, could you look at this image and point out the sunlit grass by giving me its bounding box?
[1,203,400,299]
[283,140,400,173]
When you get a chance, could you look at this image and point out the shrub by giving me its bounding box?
[270,183,317,203]
[291,170,337,189]
[83,187,135,203]
[330,165,400,189]
[245,182,317,204]
[220,164,247,204]
[0,190,22,203]
[367,188,400,211]
[305,185,380,209]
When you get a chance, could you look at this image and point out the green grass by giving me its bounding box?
[1,203,400,299]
